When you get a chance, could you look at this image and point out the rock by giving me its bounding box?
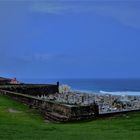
[8,108,21,113]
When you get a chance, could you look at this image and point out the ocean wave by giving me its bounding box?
[99,90,140,96]
[72,89,140,96]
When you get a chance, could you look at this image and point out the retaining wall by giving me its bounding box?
[0,89,98,122]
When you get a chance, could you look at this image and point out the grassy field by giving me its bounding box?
[0,95,140,140]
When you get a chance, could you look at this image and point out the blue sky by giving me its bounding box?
[0,0,140,79]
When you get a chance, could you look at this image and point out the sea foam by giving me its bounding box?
[99,90,140,96]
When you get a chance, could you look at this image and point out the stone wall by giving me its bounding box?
[0,89,98,122]
[0,84,59,96]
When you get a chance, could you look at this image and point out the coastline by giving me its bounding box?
[20,78,140,96]
[72,89,140,96]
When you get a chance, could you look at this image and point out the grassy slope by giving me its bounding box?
[0,95,140,140]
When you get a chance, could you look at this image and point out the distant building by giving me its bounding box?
[0,77,20,85]
[10,78,20,84]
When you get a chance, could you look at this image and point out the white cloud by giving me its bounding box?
[18,53,67,63]
[18,54,51,63]
[30,0,140,29]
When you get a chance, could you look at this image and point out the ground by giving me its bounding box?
[0,95,140,140]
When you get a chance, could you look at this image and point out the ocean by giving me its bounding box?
[20,79,140,96]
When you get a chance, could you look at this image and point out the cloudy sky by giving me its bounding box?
[0,0,140,79]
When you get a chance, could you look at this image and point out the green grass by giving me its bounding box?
[0,95,140,140]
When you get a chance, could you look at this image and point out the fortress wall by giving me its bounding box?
[0,84,59,96]
[0,89,97,122]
